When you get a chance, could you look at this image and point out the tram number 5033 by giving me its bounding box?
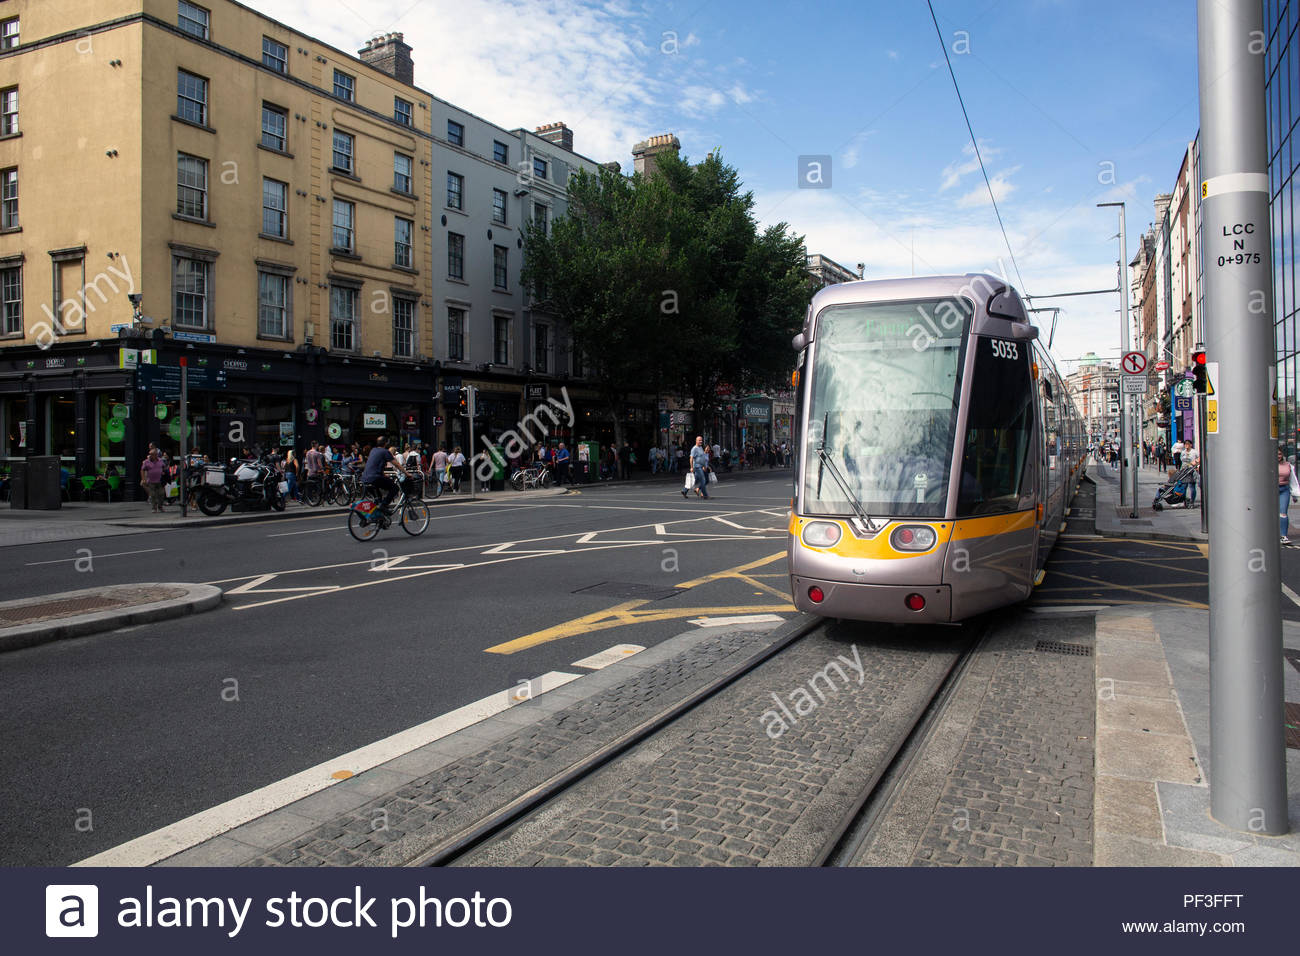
[990,339,1019,360]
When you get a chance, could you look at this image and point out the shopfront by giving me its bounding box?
[740,397,773,447]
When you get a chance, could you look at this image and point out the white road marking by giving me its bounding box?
[25,548,163,566]
[1282,583,1300,608]
[267,506,528,537]
[687,614,785,627]
[72,669,583,868]
[570,644,645,669]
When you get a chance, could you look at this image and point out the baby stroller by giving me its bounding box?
[1152,465,1197,510]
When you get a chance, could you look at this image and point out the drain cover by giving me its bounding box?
[573,582,685,601]
[1035,640,1093,657]
[0,595,129,626]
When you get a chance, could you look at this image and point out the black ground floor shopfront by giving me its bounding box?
[0,338,442,501]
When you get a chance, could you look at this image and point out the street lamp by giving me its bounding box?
[1098,201,1137,515]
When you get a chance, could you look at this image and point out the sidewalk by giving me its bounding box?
[1087,460,1300,863]
[1088,458,1207,542]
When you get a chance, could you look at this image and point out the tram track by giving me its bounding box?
[414,616,986,868]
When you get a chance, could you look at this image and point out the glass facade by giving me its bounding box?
[1268,0,1299,454]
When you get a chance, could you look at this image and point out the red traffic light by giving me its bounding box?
[1193,351,1207,365]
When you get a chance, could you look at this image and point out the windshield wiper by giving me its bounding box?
[817,412,875,528]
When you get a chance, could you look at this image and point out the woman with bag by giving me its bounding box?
[1279,447,1299,545]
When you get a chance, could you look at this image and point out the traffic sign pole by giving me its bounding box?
[180,357,188,519]
[1198,0,1286,835]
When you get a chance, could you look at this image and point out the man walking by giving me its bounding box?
[140,446,166,513]
[682,435,711,500]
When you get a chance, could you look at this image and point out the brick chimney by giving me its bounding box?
[535,122,573,151]
[359,33,414,86]
[631,133,680,177]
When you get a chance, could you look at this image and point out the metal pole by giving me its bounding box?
[1197,0,1287,834]
[1099,202,1131,507]
[467,385,477,501]
[180,356,188,519]
[1197,393,1209,534]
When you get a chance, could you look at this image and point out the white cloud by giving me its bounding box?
[248,0,751,163]
[939,139,1001,191]
[956,165,1021,208]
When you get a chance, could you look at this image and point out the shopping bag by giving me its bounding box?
[708,470,718,484]
[684,472,695,490]
[165,481,178,498]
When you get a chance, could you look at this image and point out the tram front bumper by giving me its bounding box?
[790,576,953,623]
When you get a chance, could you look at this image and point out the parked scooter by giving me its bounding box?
[195,454,287,516]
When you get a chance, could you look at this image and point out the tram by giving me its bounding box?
[787,274,1086,623]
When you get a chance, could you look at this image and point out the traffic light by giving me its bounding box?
[457,387,468,413]
[1192,349,1208,393]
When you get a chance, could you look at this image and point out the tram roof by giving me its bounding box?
[802,273,1032,337]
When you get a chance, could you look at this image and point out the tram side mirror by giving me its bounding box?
[1010,324,1039,341]
[792,332,807,351]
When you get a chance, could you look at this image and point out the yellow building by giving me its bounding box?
[0,0,438,481]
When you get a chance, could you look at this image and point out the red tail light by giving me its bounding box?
[808,586,825,604]
[905,593,926,611]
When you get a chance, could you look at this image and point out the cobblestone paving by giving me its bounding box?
[238,626,792,866]
[909,615,1096,866]
[456,625,966,866]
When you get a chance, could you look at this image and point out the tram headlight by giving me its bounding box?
[890,525,938,552]
[801,521,842,548]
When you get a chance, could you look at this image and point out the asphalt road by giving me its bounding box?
[0,472,798,866]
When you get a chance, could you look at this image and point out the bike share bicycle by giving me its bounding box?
[348,474,429,541]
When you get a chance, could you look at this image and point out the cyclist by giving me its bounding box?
[361,435,410,522]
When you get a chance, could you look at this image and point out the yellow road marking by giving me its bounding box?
[1045,570,1208,608]
[485,552,789,655]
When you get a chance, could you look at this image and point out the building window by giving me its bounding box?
[447,120,464,146]
[330,285,357,351]
[0,19,17,50]
[448,307,465,361]
[447,232,464,279]
[0,88,15,136]
[493,140,509,165]
[394,217,413,268]
[394,152,413,194]
[331,200,354,253]
[261,178,287,238]
[257,271,288,338]
[493,245,508,289]
[332,130,354,174]
[176,154,207,220]
[492,188,507,225]
[333,70,355,102]
[446,172,463,210]
[262,36,288,73]
[173,256,209,329]
[1,265,20,335]
[394,97,412,127]
[494,315,510,365]
[261,103,287,151]
[176,70,207,126]
[533,156,548,180]
[177,2,208,40]
[533,203,549,236]
[534,322,549,373]
[393,298,415,358]
[0,169,15,230]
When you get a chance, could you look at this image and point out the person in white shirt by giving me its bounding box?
[449,446,467,492]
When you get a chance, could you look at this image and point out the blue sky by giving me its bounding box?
[255,0,1202,368]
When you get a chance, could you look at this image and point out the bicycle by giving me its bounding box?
[348,475,429,541]
[509,463,552,491]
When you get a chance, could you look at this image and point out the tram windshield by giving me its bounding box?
[802,299,969,518]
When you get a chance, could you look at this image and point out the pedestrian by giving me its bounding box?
[283,448,300,501]
[1171,438,1184,471]
[1156,440,1167,472]
[682,435,711,500]
[431,444,449,492]
[619,442,631,480]
[449,445,466,492]
[1280,447,1299,545]
[1182,439,1200,507]
[140,446,166,513]
[554,442,571,485]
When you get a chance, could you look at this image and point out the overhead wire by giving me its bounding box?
[926,0,1029,298]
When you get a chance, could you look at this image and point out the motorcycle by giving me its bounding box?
[195,454,288,516]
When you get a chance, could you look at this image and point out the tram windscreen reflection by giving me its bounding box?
[803,300,969,518]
